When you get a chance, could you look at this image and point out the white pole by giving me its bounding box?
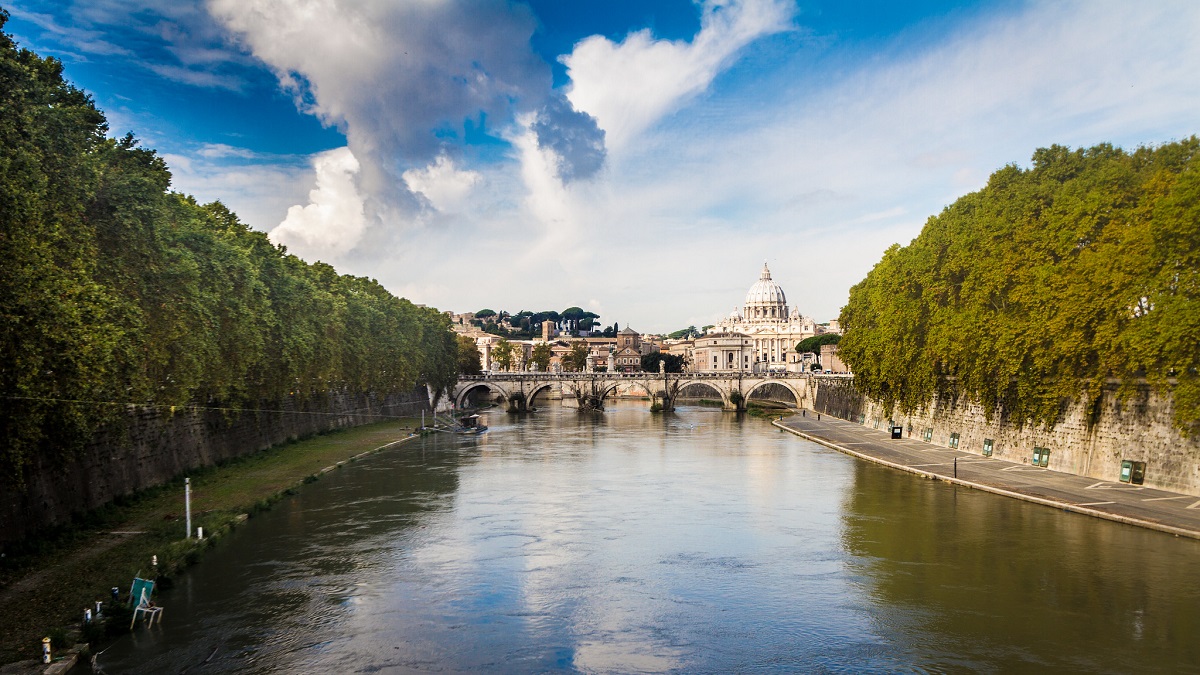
[185,477,192,539]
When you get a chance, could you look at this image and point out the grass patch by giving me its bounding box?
[0,417,422,665]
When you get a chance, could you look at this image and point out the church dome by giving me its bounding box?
[745,263,786,306]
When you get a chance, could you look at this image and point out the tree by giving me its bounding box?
[491,339,515,372]
[457,335,482,375]
[475,308,496,319]
[564,342,589,372]
[531,342,552,372]
[796,334,841,354]
[838,139,1200,434]
[641,352,685,373]
[667,326,699,339]
[560,307,599,333]
[0,20,463,478]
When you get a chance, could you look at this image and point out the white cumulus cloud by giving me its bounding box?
[402,155,482,213]
[561,0,794,152]
[269,147,366,258]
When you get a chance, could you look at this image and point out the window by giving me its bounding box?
[949,432,960,449]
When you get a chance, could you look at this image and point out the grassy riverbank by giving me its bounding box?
[0,418,422,665]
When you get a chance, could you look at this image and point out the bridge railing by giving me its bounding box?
[458,371,850,381]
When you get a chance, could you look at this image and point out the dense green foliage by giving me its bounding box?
[667,325,701,339]
[839,140,1200,433]
[563,342,589,372]
[491,339,515,371]
[456,335,482,375]
[641,352,685,373]
[795,334,840,354]
[530,342,552,372]
[472,307,605,338]
[0,17,457,479]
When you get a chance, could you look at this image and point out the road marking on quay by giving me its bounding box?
[1076,501,1117,507]
[1188,501,1200,510]
[1141,495,1189,502]
[1085,482,1145,491]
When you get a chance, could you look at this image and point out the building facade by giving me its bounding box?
[709,263,833,372]
[692,334,754,372]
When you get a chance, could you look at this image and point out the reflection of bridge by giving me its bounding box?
[453,372,850,412]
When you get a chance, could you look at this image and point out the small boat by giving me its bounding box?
[455,414,488,434]
[427,413,488,435]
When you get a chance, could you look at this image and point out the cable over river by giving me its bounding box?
[97,402,1199,673]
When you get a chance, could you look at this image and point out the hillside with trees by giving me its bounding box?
[838,140,1200,433]
[471,306,614,337]
[0,16,457,480]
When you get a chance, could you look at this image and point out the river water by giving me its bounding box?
[98,403,1199,673]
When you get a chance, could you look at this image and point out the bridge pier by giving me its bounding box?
[506,392,527,413]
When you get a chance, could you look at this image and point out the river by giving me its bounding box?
[97,402,1200,673]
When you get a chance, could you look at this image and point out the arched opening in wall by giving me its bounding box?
[678,382,724,407]
[747,382,797,409]
[461,384,505,409]
[610,382,652,400]
[529,384,554,408]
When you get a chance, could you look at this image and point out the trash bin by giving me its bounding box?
[1032,447,1049,468]
[1130,461,1146,485]
[1119,460,1133,483]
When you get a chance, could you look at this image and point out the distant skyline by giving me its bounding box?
[5,1,1199,332]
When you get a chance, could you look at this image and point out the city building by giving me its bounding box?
[692,333,754,372]
[820,343,849,373]
[709,263,834,372]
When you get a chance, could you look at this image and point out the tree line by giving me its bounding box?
[0,16,457,479]
[839,140,1200,434]
[471,307,607,338]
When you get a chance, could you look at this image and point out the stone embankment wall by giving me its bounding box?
[0,388,428,546]
[809,377,1200,497]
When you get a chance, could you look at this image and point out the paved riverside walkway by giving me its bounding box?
[774,414,1200,540]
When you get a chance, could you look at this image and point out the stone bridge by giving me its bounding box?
[452,371,853,412]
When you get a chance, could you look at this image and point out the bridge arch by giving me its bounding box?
[454,381,510,409]
[674,379,734,409]
[599,380,652,402]
[745,380,804,407]
[527,383,555,406]
[674,380,729,408]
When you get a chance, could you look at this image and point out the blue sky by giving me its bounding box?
[4,0,1198,332]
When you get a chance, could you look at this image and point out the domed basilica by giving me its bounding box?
[710,263,827,371]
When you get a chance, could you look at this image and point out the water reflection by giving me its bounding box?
[98,403,1200,674]
[841,461,1200,672]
